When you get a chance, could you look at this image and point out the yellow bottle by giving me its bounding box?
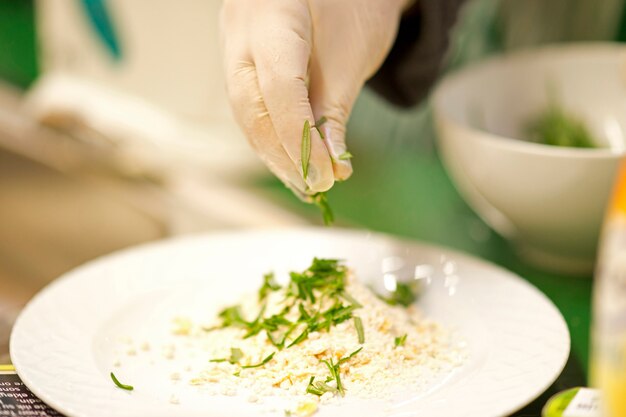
[591,160,626,417]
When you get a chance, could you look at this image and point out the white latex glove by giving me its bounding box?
[220,0,406,198]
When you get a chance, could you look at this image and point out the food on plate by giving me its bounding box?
[166,258,464,414]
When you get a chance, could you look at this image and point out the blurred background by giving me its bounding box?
[0,0,625,375]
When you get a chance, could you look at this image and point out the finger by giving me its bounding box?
[225,57,309,195]
[252,23,334,193]
[308,59,356,181]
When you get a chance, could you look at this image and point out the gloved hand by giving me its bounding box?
[220,0,407,198]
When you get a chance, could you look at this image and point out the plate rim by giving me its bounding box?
[10,227,571,417]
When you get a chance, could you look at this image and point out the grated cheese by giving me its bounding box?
[170,271,465,408]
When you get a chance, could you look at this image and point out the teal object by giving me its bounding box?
[79,0,122,61]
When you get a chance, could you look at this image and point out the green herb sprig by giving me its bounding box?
[301,120,312,180]
[526,102,596,148]
[110,372,134,391]
[353,316,365,344]
[394,334,407,347]
[210,347,244,364]
[378,282,420,307]
[312,192,334,226]
[259,272,281,301]
[306,376,338,396]
[299,118,340,226]
[314,116,327,139]
[241,352,276,369]
[338,151,353,161]
[214,259,362,354]
[307,347,362,397]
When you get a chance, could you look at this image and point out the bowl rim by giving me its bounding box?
[431,42,626,160]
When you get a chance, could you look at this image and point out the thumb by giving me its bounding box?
[312,114,353,181]
[309,67,358,181]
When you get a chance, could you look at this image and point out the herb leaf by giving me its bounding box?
[110,372,134,391]
[317,348,362,397]
[315,116,328,127]
[321,358,343,394]
[306,376,338,396]
[214,259,361,356]
[218,305,247,328]
[287,327,309,348]
[379,282,420,307]
[526,105,596,148]
[338,151,353,160]
[353,317,365,344]
[339,291,362,308]
[241,352,276,369]
[394,334,407,347]
[301,120,312,180]
[338,347,363,365]
[230,347,243,363]
[312,192,334,226]
[210,347,244,364]
[259,272,281,301]
[313,116,328,139]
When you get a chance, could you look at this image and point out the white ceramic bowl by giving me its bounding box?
[432,43,626,275]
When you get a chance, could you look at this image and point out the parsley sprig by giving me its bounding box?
[214,259,363,354]
[312,192,334,226]
[300,118,340,226]
[301,120,312,180]
[394,334,407,347]
[306,347,362,397]
[259,272,281,301]
[110,372,134,391]
[241,352,276,369]
[378,281,420,307]
[210,347,244,364]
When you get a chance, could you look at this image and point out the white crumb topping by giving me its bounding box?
[111,266,466,414]
[169,271,465,405]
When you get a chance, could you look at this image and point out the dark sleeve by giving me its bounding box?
[367,0,466,108]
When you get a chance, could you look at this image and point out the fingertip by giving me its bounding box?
[333,160,353,181]
[305,163,335,193]
[316,122,353,181]
[304,126,335,192]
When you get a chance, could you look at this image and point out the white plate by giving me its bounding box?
[11,228,570,417]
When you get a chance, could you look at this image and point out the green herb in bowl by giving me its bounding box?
[526,105,597,148]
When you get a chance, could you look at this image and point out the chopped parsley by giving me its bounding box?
[314,116,328,139]
[241,352,275,369]
[312,192,334,226]
[218,305,247,328]
[394,334,407,347]
[308,347,362,397]
[338,151,353,160]
[210,347,244,364]
[526,104,596,148]
[378,281,420,307]
[297,117,337,226]
[258,272,281,301]
[306,376,338,396]
[301,120,312,180]
[354,316,365,344]
[110,372,134,391]
[214,259,362,357]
